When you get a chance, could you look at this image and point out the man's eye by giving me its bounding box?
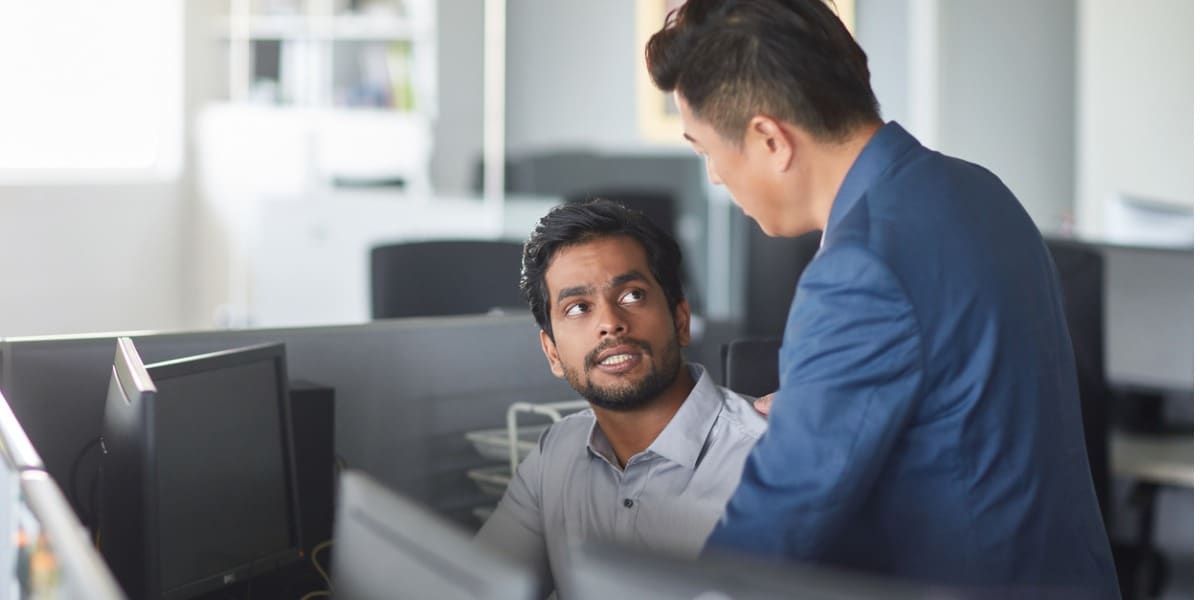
[619,289,645,305]
[565,303,587,317]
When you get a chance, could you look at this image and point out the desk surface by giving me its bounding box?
[1110,432,1193,487]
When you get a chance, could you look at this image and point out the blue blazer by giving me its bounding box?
[707,123,1119,596]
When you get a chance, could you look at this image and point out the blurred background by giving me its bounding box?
[0,0,1191,340]
[0,1,1192,597]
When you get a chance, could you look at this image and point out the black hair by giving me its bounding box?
[520,199,685,340]
[645,0,880,144]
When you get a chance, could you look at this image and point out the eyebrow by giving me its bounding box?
[555,270,650,305]
[682,132,697,143]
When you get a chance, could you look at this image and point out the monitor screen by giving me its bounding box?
[332,470,535,600]
[100,338,301,600]
[148,346,299,597]
[563,542,947,600]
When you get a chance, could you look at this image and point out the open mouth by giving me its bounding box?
[595,352,641,373]
[589,342,649,375]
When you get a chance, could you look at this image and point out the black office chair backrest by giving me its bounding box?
[745,223,822,338]
[721,338,783,399]
[1045,239,1113,527]
[370,240,526,319]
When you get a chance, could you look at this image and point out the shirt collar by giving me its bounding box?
[585,363,724,470]
[825,121,922,238]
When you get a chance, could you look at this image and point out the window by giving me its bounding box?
[0,0,182,183]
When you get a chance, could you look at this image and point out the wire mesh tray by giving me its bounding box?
[465,425,547,463]
[466,465,513,497]
[472,505,495,525]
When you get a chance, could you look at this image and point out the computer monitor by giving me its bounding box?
[99,337,303,600]
[332,470,535,600]
[563,542,948,600]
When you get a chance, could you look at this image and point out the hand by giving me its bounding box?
[753,392,777,416]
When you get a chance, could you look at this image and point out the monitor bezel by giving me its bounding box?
[143,342,303,600]
[99,337,159,599]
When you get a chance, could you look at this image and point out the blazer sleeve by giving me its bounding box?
[706,243,924,559]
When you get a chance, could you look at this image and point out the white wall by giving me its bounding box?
[855,0,912,125]
[1076,0,1194,237]
[505,0,643,151]
[431,0,485,193]
[936,0,1077,230]
[0,184,183,337]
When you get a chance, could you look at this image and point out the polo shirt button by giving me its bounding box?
[623,498,634,508]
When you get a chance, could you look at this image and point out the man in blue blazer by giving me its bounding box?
[645,0,1119,596]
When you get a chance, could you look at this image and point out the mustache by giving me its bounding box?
[585,338,653,370]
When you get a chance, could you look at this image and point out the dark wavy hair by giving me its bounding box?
[645,0,880,144]
[520,199,685,341]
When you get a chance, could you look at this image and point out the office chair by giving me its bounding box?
[370,240,526,319]
[744,221,822,338]
[720,337,783,399]
[1045,238,1165,599]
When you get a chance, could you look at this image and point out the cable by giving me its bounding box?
[68,437,102,525]
[300,592,330,600]
[310,539,334,591]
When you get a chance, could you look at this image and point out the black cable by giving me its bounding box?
[87,471,100,539]
[68,437,102,526]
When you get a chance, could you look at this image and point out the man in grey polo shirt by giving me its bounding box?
[476,199,765,597]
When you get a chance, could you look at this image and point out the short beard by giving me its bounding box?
[564,336,683,412]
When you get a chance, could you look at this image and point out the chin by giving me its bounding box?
[749,215,784,237]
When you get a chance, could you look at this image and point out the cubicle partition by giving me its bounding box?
[0,388,124,598]
[0,315,566,526]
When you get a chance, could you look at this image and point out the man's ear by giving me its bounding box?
[539,330,566,378]
[674,297,692,348]
[747,114,795,172]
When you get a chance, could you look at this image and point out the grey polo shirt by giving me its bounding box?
[475,363,766,598]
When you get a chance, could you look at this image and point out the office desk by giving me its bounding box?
[1109,431,1192,598]
[1110,432,1194,488]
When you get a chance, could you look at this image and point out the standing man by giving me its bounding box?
[645,0,1119,596]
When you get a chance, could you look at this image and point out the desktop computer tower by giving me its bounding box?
[288,381,336,554]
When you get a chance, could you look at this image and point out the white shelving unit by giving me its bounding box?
[216,0,437,194]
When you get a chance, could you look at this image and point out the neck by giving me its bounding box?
[591,364,694,469]
[798,120,883,234]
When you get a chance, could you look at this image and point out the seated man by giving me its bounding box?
[476,199,766,596]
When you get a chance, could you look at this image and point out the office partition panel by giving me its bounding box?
[0,315,564,526]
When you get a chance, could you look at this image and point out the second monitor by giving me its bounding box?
[99,338,303,600]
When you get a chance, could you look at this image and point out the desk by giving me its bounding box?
[1109,431,1192,599]
[1110,432,1194,488]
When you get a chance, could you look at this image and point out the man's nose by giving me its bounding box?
[595,302,628,337]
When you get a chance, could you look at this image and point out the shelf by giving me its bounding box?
[219,14,432,41]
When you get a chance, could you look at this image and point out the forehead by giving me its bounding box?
[544,236,655,293]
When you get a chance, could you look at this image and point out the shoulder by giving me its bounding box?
[534,407,595,454]
[713,386,767,443]
[797,242,911,304]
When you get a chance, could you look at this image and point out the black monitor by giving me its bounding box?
[332,470,535,600]
[564,542,949,600]
[99,337,303,600]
